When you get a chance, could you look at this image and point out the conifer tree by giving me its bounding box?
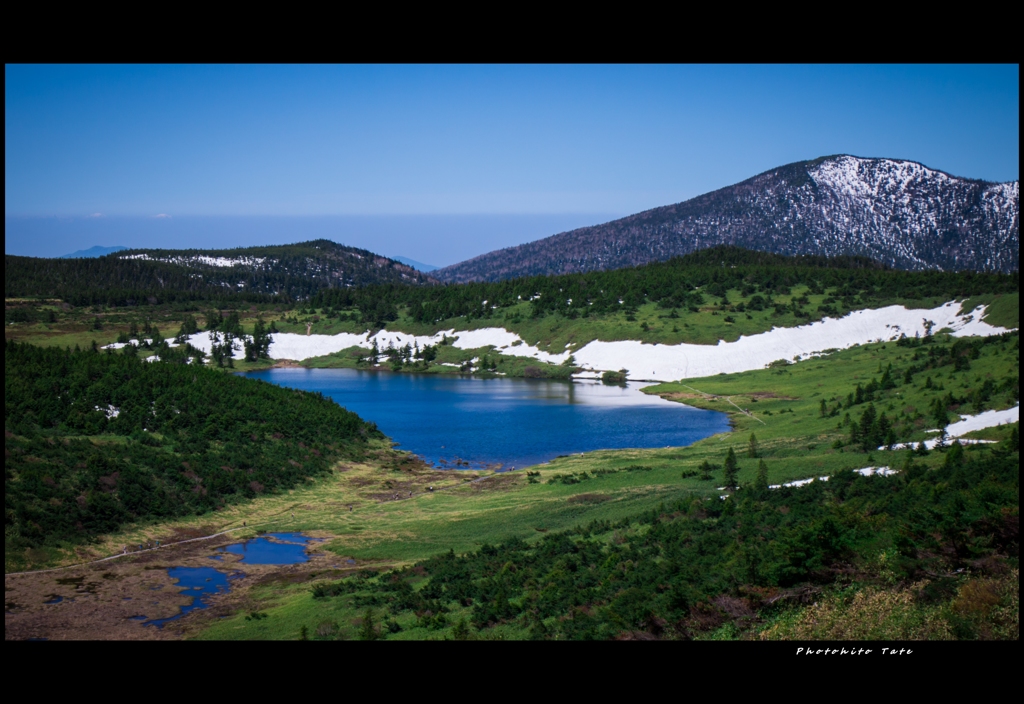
[699,460,712,481]
[755,458,769,492]
[359,608,378,641]
[748,433,759,459]
[723,447,739,489]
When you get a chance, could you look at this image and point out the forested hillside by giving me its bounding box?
[5,239,435,306]
[5,342,383,558]
[312,247,1018,328]
[436,156,1020,282]
[323,447,1019,640]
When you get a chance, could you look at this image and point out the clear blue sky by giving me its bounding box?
[5,64,1018,263]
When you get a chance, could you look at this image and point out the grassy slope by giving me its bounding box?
[192,331,1019,639]
[6,292,1018,639]
[12,285,1008,365]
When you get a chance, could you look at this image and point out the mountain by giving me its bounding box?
[435,156,1020,283]
[391,256,439,272]
[6,239,437,304]
[58,245,130,258]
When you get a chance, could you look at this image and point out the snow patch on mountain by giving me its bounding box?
[122,254,268,268]
[176,300,1013,380]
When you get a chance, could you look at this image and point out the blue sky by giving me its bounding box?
[5,64,1018,264]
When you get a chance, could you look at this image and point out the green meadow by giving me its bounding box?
[191,328,1018,639]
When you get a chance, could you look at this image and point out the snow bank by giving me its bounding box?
[205,326,573,364]
[157,300,1011,374]
[121,254,266,268]
[567,301,1011,381]
[770,476,830,489]
[885,404,1017,451]
[769,466,897,490]
[944,405,1018,437]
[854,466,897,477]
[267,332,369,360]
[175,331,247,360]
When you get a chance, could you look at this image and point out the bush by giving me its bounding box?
[602,369,628,384]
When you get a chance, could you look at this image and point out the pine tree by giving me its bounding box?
[451,617,471,640]
[943,440,965,468]
[755,458,769,492]
[723,447,739,489]
[932,398,949,430]
[748,433,759,459]
[699,460,712,480]
[858,403,877,452]
[359,608,378,641]
[820,399,828,417]
[880,363,896,389]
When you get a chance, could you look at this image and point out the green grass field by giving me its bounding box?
[6,290,1018,639]
[187,329,1018,639]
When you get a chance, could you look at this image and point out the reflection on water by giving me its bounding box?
[243,368,729,469]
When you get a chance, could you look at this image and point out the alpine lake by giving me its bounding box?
[241,368,731,470]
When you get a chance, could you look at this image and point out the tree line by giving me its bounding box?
[310,439,1019,640]
[5,341,382,552]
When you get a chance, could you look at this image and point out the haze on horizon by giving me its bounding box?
[5,64,1019,266]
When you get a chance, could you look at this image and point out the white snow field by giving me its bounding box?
[770,466,897,489]
[943,405,1019,437]
[768,466,897,490]
[178,300,1010,381]
[886,405,1019,451]
[567,301,1009,381]
[122,254,266,268]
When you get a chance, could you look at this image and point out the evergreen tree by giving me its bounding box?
[932,398,949,430]
[244,317,273,362]
[754,458,769,492]
[723,447,739,489]
[748,433,759,459]
[359,608,378,641]
[451,617,471,640]
[875,412,891,447]
[880,363,896,390]
[858,403,877,452]
[698,460,712,481]
[943,440,965,468]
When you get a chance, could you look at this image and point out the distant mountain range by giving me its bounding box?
[6,240,436,302]
[391,256,439,272]
[59,245,129,258]
[435,155,1020,283]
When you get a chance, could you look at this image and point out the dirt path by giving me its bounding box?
[5,520,286,578]
[678,384,766,425]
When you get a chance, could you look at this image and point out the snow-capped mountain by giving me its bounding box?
[435,156,1019,282]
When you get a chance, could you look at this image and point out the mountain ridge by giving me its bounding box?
[59,245,130,259]
[6,239,437,303]
[434,155,1019,282]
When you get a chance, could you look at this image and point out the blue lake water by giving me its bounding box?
[219,532,321,564]
[242,369,730,469]
[143,534,316,628]
[143,567,240,628]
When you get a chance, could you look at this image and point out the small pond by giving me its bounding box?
[143,533,317,627]
[143,567,240,628]
[217,532,322,565]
